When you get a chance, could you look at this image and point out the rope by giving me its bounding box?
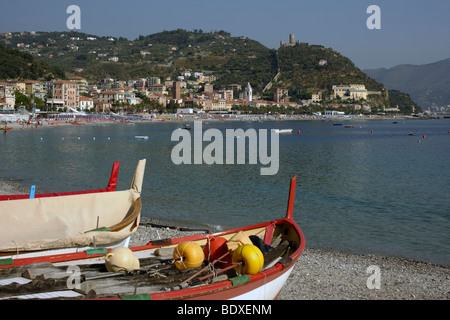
[11,240,19,259]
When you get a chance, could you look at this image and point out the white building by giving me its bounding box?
[244,82,253,102]
[0,82,16,110]
[79,96,94,111]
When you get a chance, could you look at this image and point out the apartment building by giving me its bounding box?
[0,82,15,110]
[52,80,79,110]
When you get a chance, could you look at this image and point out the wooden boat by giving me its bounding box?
[0,159,146,260]
[0,176,305,300]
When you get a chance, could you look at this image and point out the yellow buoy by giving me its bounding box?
[105,247,140,272]
[173,241,204,270]
[232,244,264,275]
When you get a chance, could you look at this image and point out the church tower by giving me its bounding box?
[244,82,253,102]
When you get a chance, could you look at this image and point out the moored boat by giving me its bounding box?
[0,159,146,260]
[271,129,293,134]
[0,176,305,300]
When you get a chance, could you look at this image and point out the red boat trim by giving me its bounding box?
[0,162,119,201]
[286,176,296,220]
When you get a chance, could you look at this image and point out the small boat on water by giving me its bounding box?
[344,125,355,128]
[0,160,146,261]
[271,129,293,134]
[182,124,191,130]
[0,176,305,300]
[333,123,344,126]
[135,136,149,140]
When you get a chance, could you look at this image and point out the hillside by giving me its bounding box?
[0,44,65,80]
[364,58,450,109]
[1,30,277,90]
[275,44,383,100]
[1,29,420,110]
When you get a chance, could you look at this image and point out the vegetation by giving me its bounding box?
[388,90,422,113]
[0,44,65,80]
[1,30,422,111]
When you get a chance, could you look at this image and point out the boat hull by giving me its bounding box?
[0,160,146,260]
[0,176,304,301]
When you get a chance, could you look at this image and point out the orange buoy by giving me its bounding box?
[297,130,301,134]
[173,241,204,270]
[371,130,374,134]
[232,244,264,275]
[203,236,230,267]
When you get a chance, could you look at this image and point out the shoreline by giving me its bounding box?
[131,217,449,300]
[0,180,448,299]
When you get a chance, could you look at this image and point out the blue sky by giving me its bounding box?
[1,0,449,69]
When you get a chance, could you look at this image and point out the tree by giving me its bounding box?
[14,91,30,110]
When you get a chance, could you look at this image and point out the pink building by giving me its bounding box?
[52,80,79,110]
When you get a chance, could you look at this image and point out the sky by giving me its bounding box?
[1,0,449,70]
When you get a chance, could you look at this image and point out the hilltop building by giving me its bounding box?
[280,34,300,47]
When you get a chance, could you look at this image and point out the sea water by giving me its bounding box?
[1,119,449,265]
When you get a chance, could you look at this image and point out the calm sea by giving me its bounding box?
[1,119,449,265]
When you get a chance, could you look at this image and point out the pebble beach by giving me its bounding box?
[131,217,449,300]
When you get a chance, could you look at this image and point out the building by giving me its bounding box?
[274,88,289,103]
[25,81,46,100]
[0,82,16,110]
[52,80,79,110]
[69,76,89,94]
[94,100,112,113]
[79,96,94,111]
[280,34,300,47]
[244,83,253,102]
[147,92,167,107]
[332,84,368,100]
[173,81,181,100]
[312,92,322,103]
[148,84,166,94]
[95,90,125,104]
[147,77,161,85]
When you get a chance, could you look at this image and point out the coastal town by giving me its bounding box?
[0,31,424,122]
[0,75,401,120]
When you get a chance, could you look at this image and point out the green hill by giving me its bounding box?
[277,44,383,93]
[2,29,420,111]
[0,44,65,80]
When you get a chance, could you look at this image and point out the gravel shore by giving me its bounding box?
[132,217,450,300]
[1,181,448,300]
